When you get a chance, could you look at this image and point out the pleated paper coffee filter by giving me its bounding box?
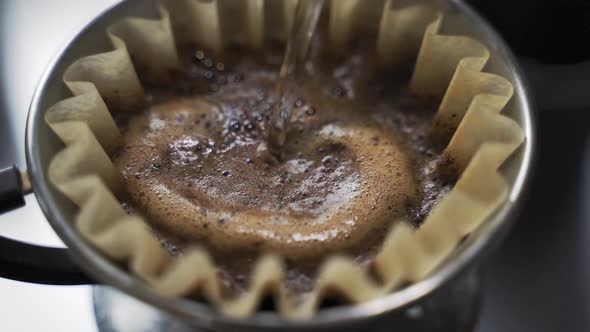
[44,0,524,318]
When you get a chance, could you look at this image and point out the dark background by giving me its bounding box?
[466,0,590,331]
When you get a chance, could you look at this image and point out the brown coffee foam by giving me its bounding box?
[44,0,524,318]
[114,95,416,261]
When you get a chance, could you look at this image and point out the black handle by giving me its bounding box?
[0,165,26,214]
[0,166,94,285]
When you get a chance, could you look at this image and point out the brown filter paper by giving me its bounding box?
[44,0,524,318]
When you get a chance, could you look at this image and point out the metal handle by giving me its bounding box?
[0,166,94,285]
[0,165,26,213]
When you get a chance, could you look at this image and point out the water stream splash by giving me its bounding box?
[263,0,325,155]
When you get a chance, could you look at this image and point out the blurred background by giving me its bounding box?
[0,0,589,331]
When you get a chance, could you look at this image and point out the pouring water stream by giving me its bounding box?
[262,0,325,157]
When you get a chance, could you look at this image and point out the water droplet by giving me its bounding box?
[203,58,214,67]
[232,73,244,82]
[294,98,304,107]
[331,86,345,97]
[246,158,254,164]
[229,119,240,132]
[244,121,255,131]
[321,156,333,166]
[305,106,316,116]
[253,113,264,122]
[222,170,230,177]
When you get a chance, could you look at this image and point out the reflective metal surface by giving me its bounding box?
[0,0,544,330]
[94,268,482,332]
[22,0,534,330]
[2,1,588,332]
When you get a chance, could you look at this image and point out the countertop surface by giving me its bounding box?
[0,1,588,331]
